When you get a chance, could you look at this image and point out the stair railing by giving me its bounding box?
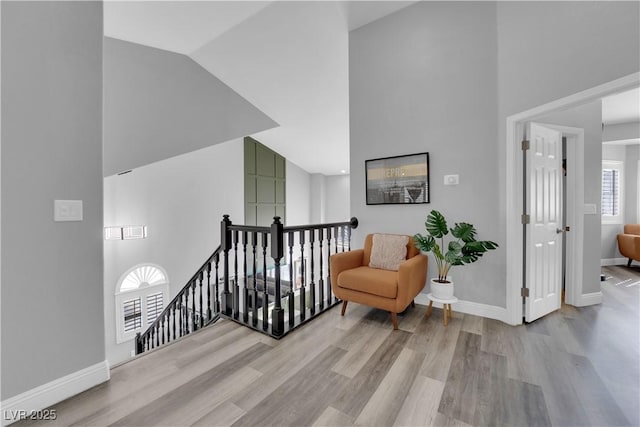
[134,214,358,354]
[221,214,358,337]
[135,247,222,354]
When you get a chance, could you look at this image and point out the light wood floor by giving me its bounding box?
[18,266,639,427]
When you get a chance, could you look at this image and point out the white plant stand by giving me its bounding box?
[425,293,459,326]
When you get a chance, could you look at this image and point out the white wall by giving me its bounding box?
[325,175,350,223]
[285,161,311,226]
[104,139,244,365]
[1,2,105,399]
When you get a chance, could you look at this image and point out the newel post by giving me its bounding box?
[221,214,233,316]
[270,216,285,336]
[135,332,144,355]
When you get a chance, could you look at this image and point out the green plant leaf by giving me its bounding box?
[451,222,477,243]
[426,210,448,238]
[413,234,435,252]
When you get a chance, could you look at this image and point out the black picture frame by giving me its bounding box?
[365,152,430,205]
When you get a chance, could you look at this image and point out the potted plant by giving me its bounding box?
[414,210,498,299]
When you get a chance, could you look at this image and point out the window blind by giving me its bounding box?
[123,298,142,332]
[602,168,619,216]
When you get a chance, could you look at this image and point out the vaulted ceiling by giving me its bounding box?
[104,1,417,175]
[104,1,639,174]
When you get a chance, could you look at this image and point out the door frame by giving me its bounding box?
[505,72,640,325]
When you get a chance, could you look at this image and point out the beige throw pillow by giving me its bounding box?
[369,234,409,271]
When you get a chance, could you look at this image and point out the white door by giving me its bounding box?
[524,122,563,322]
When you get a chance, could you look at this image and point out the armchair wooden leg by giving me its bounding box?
[411,300,416,308]
[391,312,398,330]
[628,258,633,267]
[341,300,348,316]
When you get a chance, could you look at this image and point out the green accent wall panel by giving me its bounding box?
[244,137,286,226]
[257,178,276,203]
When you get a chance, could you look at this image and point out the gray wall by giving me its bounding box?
[350,2,501,305]
[1,1,104,399]
[103,37,278,176]
[537,101,603,294]
[496,1,638,296]
[350,1,639,308]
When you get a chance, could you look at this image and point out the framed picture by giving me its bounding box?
[365,152,430,205]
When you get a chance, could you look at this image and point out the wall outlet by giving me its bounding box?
[444,174,459,185]
[54,200,83,222]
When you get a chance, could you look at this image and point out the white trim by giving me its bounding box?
[1,361,110,426]
[506,72,640,326]
[415,293,510,324]
[601,257,628,266]
[576,291,603,307]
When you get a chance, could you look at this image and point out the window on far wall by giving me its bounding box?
[115,264,169,344]
[602,160,624,224]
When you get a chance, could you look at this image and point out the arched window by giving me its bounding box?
[115,264,169,344]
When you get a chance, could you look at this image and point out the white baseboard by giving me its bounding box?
[576,291,603,307]
[1,360,110,426]
[601,257,627,266]
[415,294,509,324]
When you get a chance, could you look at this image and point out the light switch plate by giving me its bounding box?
[444,174,459,185]
[54,200,83,222]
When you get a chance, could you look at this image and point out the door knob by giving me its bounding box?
[556,228,564,234]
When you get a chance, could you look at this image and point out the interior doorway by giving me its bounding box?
[520,122,584,323]
[505,72,640,325]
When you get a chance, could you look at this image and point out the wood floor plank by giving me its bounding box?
[460,314,483,335]
[231,345,348,427]
[71,332,267,426]
[523,333,591,426]
[311,406,354,427]
[392,375,445,427]
[332,322,392,378]
[232,321,342,412]
[353,347,424,426]
[191,401,246,427]
[109,343,269,426]
[481,319,538,385]
[330,330,411,418]
[438,331,482,424]
[418,311,463,382]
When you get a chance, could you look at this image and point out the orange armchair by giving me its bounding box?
[330,234,428,329]
[617,224,640,267]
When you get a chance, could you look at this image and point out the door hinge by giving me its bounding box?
[521,288,530,298]
[521,214,530,224]
[521,140,530,151]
